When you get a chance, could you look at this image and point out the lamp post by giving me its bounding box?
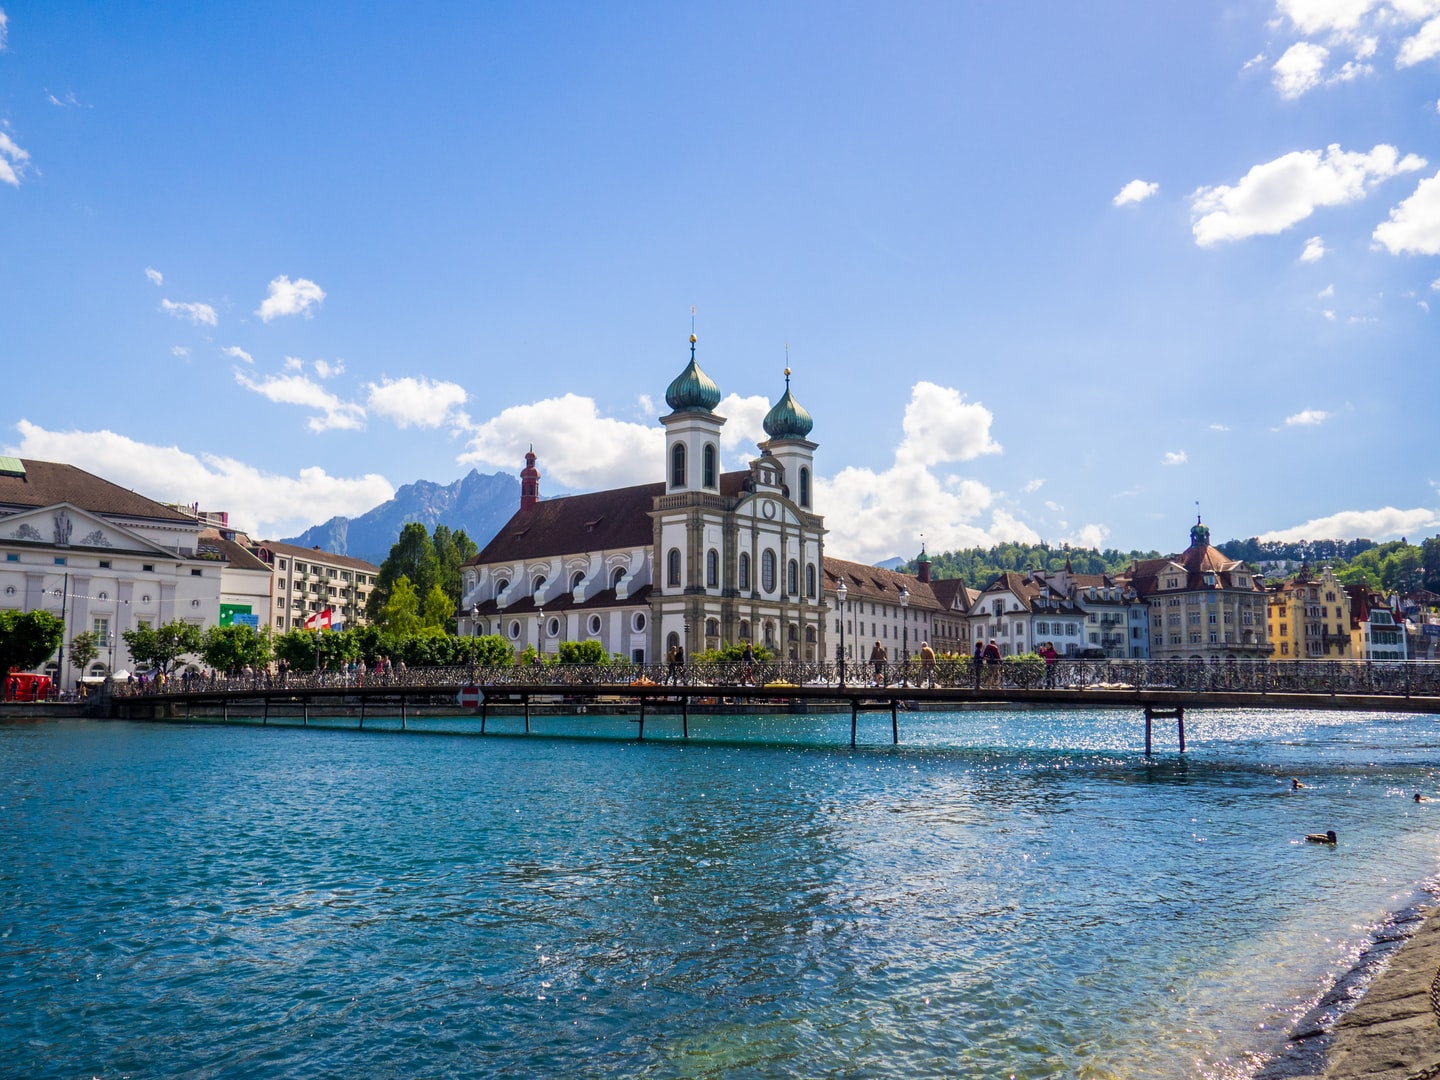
[536,605,544,660]
[899,585,910,686]
[836,578,848,687]
[469,603,478,683]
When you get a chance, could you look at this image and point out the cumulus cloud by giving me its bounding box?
[1373,171,1440,254]
[1190,143,1425,246]
[145,267,163,286]
[1113,179,1159,206]
[0,10,8,50]
[255,275,325,322]
[171,346,190,359]
[1318,282,1335,297]
[160,298,218,327]
[0,130,32,187]
[1022,478,1045,494]
[312,358,344,380]
[1285,408,1333,425]
[1398,14,1440,65]
[1162,451,1188,466]
[222,345,253,364]
[896,381,1002,466]
[458,393,664,490]
[1067,524,1111,550]
[715,393,771,453]
[1210,423,1231,431]
[365,376,468,429]
[6,419,393,538]
[1323,309,1337,319]
[233,370,365,432]
[1273,41,1331,97]
[1277,0,1380,35]
[1259,505,1440,543]
[1301,236,1328,262]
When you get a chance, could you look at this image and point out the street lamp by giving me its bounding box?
[836,578,848,687]
[536,605,544,658]
[899,585,910,686]
[469,603,478,683]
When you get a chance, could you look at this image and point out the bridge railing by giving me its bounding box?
[117,657,1440,699]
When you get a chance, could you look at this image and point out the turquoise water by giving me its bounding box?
[3,708,1439,1078]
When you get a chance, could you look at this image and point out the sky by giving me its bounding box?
[2,1,1439,565]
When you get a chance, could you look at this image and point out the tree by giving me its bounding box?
[68,630,100,674]
[122,621,203,676]
[432,524,478,609]
[367,523,440,622]
[0,609,65,676]
[421,583,454,630]
[381,576,422,635]
[201,624,273,673]
[557,639,608,664]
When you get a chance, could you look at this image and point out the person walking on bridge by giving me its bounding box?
[983,639,1002,689]
[869,640,888,685]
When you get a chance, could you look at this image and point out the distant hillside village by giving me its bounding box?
[2,341,1438,692]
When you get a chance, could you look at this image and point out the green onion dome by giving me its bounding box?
[763,368,813,440]
[664,334,722,414]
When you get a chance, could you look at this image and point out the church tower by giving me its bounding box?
[661,334,725,493]
[758,368,817,512]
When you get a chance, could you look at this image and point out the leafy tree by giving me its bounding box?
[557,639,608,664]
[367,523,440,622]
[68,630,101,674]
[0,609,65,676]
[421,583,454,630]
[382,576,423,635]
[432,524,478,608]
[1423,537,1440,592]
[694,642,773,663]
[122,621,203,676]
[201,624,273,673]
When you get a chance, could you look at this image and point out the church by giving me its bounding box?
[459,336,827,663]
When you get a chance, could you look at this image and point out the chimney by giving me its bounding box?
[520,447,541,510]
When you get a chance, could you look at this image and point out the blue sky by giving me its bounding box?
[2,2,1438,564]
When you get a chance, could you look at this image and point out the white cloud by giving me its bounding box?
[1398,14,1440,65]
[160,298,218,327]
[365,376,468,429]
[1043,499,1063,512]
[896,381,1002,466]
[1323,308,1337,319]
[171,346,190,359]
[312,358,344,380]
[1022,478,1045,494]
[1067,523,1111,550]
[458,393,664,490]
[1190,143,1426,246]
[1273,41,1331,97]
[255,275,326,322]
[1277,0,1380,34]
[1162,450,1188,465]
[1318,282,1335,297]
[1210,423,1231,431]
[1285,408,1333,425]
[1373,171,1440,254]
[6,419,394,538]
[1113,179,1159,206]
[1242,51,1269,71]
[1301,236,1328,262]
[1259,505,1440,543]
[222,345,253,364]
[0,130,32,187]
[715,393,771,453]
[145,267,164,286]
[0,9,7,50]
[1432,276,1440,290]
[282,356,303,372]
[233,370,365,432]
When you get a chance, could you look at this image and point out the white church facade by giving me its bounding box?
[459,336,827,663]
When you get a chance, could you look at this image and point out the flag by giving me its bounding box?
[303,608,334,631]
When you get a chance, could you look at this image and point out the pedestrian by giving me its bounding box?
[667,643,684,684]
[869,640,887,685]
[1041,642,1058,688]
[972,640,984,689]
[741,641,755,686]
[983,639,1003,689]
[919,641,936,687]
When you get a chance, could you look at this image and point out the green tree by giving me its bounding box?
[0,609,65,677]
[1423,536,1440,592]
[432,524,478,609]
[421,583,454,630]
[68,630,101,674]
[201,624,273,673]
[367,523,440,622]
[557,639,608,664]
[382,576,423,635]
[122,621,204,676]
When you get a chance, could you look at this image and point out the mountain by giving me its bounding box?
[281,469,520,565]
[875,556,907,571]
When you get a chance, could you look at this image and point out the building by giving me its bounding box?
[1266,566,1351,660]
[0,457,220,689]
[460,338,827,662]
[198,528,275,630]
[1347,586,1408,661]
[1129,518,1270,659]
[960,563,1146,659]
[249,539,380,632]
[823,556,943,666]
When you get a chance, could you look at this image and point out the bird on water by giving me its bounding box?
[1304,830,1338,844]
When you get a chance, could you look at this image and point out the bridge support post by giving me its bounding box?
[891,698,899,745]
[1144,706,1152,756]
[481,696,487,734]
[358,696,364,730]
[262,697,268,725]
[401,695,407,730]
[638,695,646,741]
[682,695,689,739]
[524,694,531,734]
[303,698,308,727]
[851,700,858,748]
[224,697,229,724]
[1177,708,1185,752]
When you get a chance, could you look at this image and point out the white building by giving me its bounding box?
[0,457,220,689]
[460,337,827,662]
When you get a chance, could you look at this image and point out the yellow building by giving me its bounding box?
[1266,567,1352,660]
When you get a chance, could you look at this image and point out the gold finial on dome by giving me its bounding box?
[690,333,697,344]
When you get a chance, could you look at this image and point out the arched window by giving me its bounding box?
[705,618,719,638]
[611,567,626,590]
[496,578,510,598]
[788,624,798,641]
[738,552,751,591]
[787,559,798,595]
[799,466,811,508]
[806,563,817,598]
[667,548,682,587]
[667,631,680,654]
[763,620,776,647]
[531,575,546,595]
[762,550,776,593]
[571,570,585,592]
[706,549,719,588]
[739,619,751,642]
[671,443,686,489]
[703,443,717,488]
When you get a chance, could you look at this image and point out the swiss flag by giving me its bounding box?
[303,608,334,631]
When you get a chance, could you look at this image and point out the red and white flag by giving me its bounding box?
[303,608,334,631]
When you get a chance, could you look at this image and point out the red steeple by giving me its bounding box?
[520,447,541,510]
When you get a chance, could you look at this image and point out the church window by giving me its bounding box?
[706,549,719,588]
[705,618,719,638]
[496,578,510,597]
[532,575,546,595]
[611,567,625,590]
[703,444,717,488]
[762,550,777,593]
[738,552,751,591]
[571,571,584,592]
[787,559,798,595]
[667,549,681,587]
[589,615,601,635]
[739,619,751,641]
[671,444,687,489]
[799,467,811,508]
[806,563,816,598]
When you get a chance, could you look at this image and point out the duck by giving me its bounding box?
[1304,830,1338,844]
